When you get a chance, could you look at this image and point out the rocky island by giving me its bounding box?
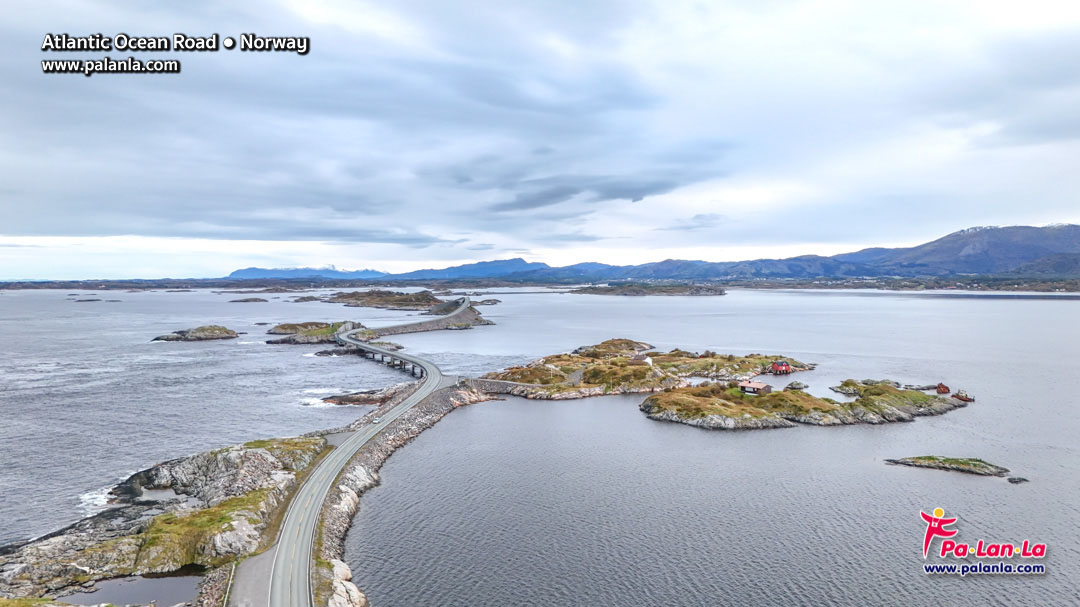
[641,380,966,430]
[885,456,1023,482]
[571,283,727,296]
[475,339,966,431]
[474,339,810,399]
[265,321,362,344]
[152,325,238,342]
[325,289,445,310]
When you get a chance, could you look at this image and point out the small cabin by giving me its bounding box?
[770,360,792,375]
[738,381,772,395]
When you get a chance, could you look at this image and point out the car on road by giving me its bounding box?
[372,417,381,423]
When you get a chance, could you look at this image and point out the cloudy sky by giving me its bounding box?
[3,0,1080,278]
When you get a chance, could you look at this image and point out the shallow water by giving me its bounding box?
[61,571,202,606]
[345,288,1080,606]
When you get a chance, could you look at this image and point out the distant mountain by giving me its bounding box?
[1006,253,1080,277]
[227,224,1080,282]
[384,258,550,280]
[227,266,386,279]
[834,224,1080,275]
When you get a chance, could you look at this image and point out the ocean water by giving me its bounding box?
[344,289,1080,606]
[0,288,423,544]
[2,287,1078,606]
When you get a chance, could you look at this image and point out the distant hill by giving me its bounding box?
[1006,253,1080,277]
[227,266,386,279]
[833,224,1080,275]
[227,224,1080,281]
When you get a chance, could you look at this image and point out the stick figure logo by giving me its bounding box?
[920,507,958,558]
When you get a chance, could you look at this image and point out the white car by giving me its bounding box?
[372,417,381,424]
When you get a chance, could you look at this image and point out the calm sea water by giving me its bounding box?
[345,289,1080,606]
[2,288,1078,606]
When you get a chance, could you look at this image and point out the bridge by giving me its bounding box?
[230,298,473,607]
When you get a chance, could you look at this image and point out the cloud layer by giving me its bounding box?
[3,0,1080,277]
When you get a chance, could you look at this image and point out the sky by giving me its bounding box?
[3,0,1080,279]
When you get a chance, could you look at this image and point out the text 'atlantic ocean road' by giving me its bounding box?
[40,33,310,77]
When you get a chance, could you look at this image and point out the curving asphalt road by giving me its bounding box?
[265,298,469,607]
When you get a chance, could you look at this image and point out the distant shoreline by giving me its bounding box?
[2,277,1079,294]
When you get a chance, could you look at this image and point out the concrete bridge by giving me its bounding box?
[344,347,428,378]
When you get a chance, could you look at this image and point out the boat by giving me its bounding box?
[936,383,950,394]
[953,390,975,402]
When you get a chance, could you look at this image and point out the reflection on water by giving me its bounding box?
[61,568,202,606]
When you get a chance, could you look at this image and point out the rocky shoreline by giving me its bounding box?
[0,378,492,607]
[312,382,494,607]
[0,437,326,601]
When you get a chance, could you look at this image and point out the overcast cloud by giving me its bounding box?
[2,0,1080,278]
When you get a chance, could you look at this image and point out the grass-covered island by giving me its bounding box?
[640,380,967,430]
[885,456,1010,477]
[477,339,811,399]
[571,283,727,296]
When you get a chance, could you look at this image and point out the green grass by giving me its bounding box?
[135,488,272,569]
[643,383,839,420]
[0,599,73,607]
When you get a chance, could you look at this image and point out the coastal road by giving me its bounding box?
[264,298,469,607]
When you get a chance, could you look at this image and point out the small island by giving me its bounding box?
[229,297,269,303]
[642,379,967,430]
[153,325,238,342]
[571,283,727,296]
[265,321,361,344]
[476,339,968,431]
[885,456,1010,477]
[476,339,810,399]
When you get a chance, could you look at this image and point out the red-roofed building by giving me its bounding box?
[738,380,772,395]
[770,360,792,375]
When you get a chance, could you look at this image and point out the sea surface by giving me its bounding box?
[2,287,1078,606]
[345,288,1079,606]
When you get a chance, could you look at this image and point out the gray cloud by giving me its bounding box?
[2,0,1079,274]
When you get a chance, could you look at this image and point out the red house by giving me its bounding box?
[770,360,792,375]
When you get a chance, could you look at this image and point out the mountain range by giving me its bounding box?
[228,224,1080,281]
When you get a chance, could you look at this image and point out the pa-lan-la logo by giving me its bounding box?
[921,507,1046,559]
